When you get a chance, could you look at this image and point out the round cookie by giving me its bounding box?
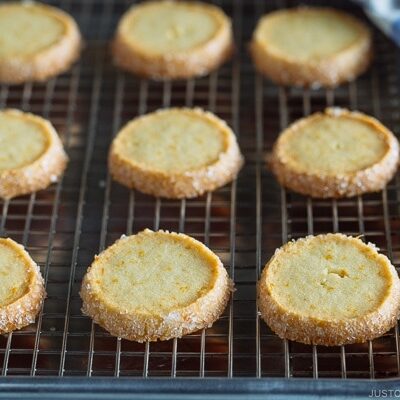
[258,233,400,346]
[250,7,372,87]
[112,0,233,79]
[109,107,244,199]
[80,229,232,342]
[0,1,81,84]
[0,109,68,199]
[269,108,399,198]
[0,237,46,334]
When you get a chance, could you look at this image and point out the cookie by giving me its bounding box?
[269,108,399,198]
[0,1,81,84]
[0,238,46,334]
[112,0,233,79]
[109,107,243,199]
[80,229,232,342]
[250,7,372,87]
[258,233,400,346]
[0,109,68,199]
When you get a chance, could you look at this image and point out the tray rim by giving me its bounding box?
[0,376,398,399]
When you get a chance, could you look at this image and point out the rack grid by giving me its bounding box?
[1,0,400,382]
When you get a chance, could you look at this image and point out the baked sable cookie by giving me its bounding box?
[109,108,243,199]
[0,109,68,199]
[269,108,399,198]
[112,0,233,79]
[80,229,232,342]
[0,238,46,334]
[250,7,372,87]
[258,234,400,346]
[0,2,81,84]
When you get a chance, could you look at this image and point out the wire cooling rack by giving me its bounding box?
[1,0,400,395]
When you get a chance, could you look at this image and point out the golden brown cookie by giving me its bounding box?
[258,233,400,346]
[80,229,232,342]
[0,1,81,84]
[269,108,399,198]
[0,109,68,199]
[0,237,46,334]
[250,7,372,87]
[109,107,243,199]
[112,0,233,79]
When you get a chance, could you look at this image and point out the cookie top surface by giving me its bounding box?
[0,2,68,59]
[117,0,228,55]
[263,234,395,320]
[254,7,368,62]
[274,108,391,176]
[112,108,230,173]
[85,229,221,315]
[0,110,51,172]
[0,238,35,307]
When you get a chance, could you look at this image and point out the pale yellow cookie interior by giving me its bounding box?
[0,4,66,58]
[256,9,364,61]
[114,110,227,173]
[0,112,49,171]
[121,2,222,54]
[90,232,218,314]
[265,236,392,320]
[278,114,388,175]
[0,240,32,307]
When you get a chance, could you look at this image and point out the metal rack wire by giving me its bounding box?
[0,0,400,381]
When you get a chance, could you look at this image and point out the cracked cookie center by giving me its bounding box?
[266,238,391,319]
[326,267,349,279]
[320,268,349,291]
